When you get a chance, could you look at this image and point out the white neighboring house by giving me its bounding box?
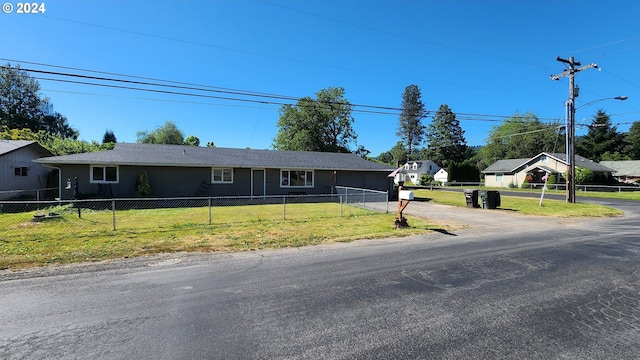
[395,160,441,185]
[433,168,449,184]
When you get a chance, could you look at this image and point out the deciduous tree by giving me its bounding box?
[136,121,185,145]
[475,112,561,170]
[1,63,76,138]
[273,87,356,153]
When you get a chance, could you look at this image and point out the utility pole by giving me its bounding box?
[550,56,598,203]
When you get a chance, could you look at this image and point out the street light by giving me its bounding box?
[565,95,628,203]
[575,95,628,111]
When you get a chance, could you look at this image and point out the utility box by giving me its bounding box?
[399,190,414,201]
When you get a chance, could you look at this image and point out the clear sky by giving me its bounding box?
[2,0,640,157]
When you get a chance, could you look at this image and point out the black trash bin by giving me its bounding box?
[479,190,500,209]
[463,189,479,208]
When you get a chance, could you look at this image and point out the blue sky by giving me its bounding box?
[2,0,640,157]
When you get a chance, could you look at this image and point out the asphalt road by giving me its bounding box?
[1,196,640,359]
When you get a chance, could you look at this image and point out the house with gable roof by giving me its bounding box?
[482,152,614,188]
[394,160,441,185]
[34,143,395,199]
[0,140,53,199]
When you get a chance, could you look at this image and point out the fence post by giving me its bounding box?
[385,191,389,213]
[283,196,286,220]
[362,191,366,210]
[208,197,212,224]
[339,195,343,217]
[112,199,116,231]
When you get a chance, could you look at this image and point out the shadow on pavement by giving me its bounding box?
[430,228,457,236]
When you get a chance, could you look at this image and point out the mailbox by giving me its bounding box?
[399,190,414,201]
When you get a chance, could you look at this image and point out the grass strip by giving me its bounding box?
[0,203,435,270]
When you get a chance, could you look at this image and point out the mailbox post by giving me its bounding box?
[395,186,414,228]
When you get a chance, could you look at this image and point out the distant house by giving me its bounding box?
[433,168,449,184]
[0,140,53,200]
[482,152,613,188]
[394,160,441,185]
[599,160,640,185]
[34,143,395,199]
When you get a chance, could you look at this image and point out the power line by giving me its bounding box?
[3,61,566,123]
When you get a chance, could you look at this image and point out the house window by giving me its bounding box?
[91,165,119,183]
[496,173,503,182]
[541,155,548,164]
[14,167,28,177]
[404,164,410,170]
[212,168,233,183]
[281,169,314,188]
[412,163,418,170]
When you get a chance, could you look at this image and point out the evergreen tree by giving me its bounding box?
[102,129,117,144]
[397,84,427,158]
[424,104,467,167]
[623,121,640,160]
[576,110,623,162]
[134,171,152,197]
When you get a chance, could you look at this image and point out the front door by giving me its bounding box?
[251,169,265,198]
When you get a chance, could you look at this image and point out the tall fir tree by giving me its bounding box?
[623,121,640,160]
[576,110,623,162]
[424,104,467,167]
[397,84,427,159]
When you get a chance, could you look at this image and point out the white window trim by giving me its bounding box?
[280,169,314,188]
[211,168,234,184]
[90,165,119,183]
[496,173,503,182]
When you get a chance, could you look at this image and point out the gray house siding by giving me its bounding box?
[56,165,391,199]
[0,141,53,199]
[36,144,395,199]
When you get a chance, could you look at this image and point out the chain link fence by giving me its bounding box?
[1,188,389,236]
[334,186,389,213]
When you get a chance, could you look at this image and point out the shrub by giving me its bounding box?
[134,171,152,197]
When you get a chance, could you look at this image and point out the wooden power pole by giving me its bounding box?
[550,56,598,203]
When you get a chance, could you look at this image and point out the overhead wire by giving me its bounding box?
[2,61,568,124]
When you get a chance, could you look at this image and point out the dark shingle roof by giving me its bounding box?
[35,143,394,172]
